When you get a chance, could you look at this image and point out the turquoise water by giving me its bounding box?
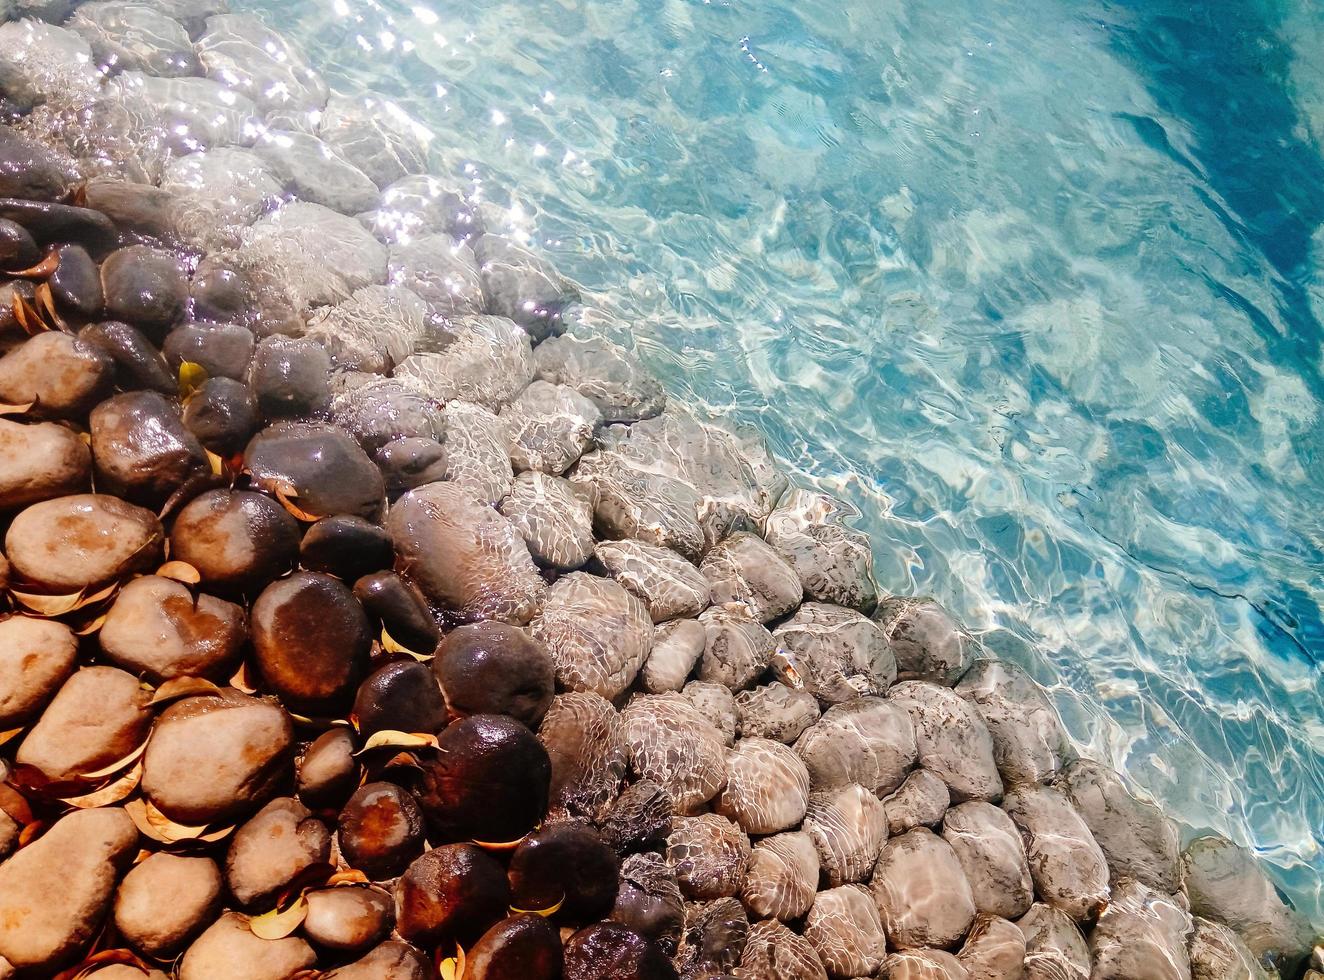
[242,0,1324,920]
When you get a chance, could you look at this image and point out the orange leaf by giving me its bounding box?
[272,482,321,523]
[60,762,142,808]
[7,249,58,279]
[155,561,201,585]
[247,896,308,940]
[147,676,223,706]
[77,740,148,780]
[326,868,370,887]
[0,783,34,825]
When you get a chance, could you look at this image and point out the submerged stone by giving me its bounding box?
[773,601,898,705]
[715,737,811,835]
[735,681,821,743]
[955,659,1070,785]
[1088,878,1192,980]
[888,680,1003,803]
[1002,784,1110,922]
[440,399,513,504]
[257,129,379,215]
[883,768,950,835]
[395,313,531,408]
[595,538,711,623]
[957,914,1027,980]
[533,333,665,423]
[501,379,602,474]
[804,885,889,980]
[196,13,328,114]
[531,572,653,700]
[622,693,727,815]
[387,234,485,318]
[665,813,751,901]
[737,918,828,980]
[794,696,918,796]
[802,782,889,887]
[874,596,975,686]
[499,471,596,571]
[941,801,1034,921]
[871,828,976,951]
[473,234,575,341]
[764,488,877,612]
[695,604,775,691]
[740,830,819,922]
[537,690,626,821]
[699,530,802,622]
[68,0,199,76]
[318,93,429,187]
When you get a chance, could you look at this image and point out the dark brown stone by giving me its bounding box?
[101,245,189,337]
[50,244,102,318]
[338,782,426,882]
[78,321,174,394]
[181,377,260,456]
[296,727,359,810]
[163,322,256,380]
[394,844,510,947]
[466,914,564,980]
[562,922,678,980]
[90,391,207,503]
[352,660,447,738]
[433,621,555,727]
[300,515,393,582]
[353,571,440,653]
[245,421,386,522]
[508,822,620,924]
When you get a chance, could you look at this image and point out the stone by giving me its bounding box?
[0,198,114,248]
[90,392,207,503]
[872,828,977,950]
[804,885,889,979]
[764,489,876,612]
[163,323,256,381]
[735,682,821,743]
[305,283,427,374]
[354,659,447,736]
[666,813,751,901]
[80,321,173,394]
[67,0,199,76]
[353,571,440,654]
[318,93,428,187]
[16,666,152,782]
[884,768,950,835]
[0,332,111,419]
[115,72,259,154]
[700,531,802,622]
[100,246,189,337]
[114,854,222,959]
[677,897,748,977]
[773,601,898,705]
[957,914,1027,980]
[531,572,653,700]
[600,779,674,855]
[386,236,485,319]
[534,333,665,424]
[394,844,510,947]
[0,808,138,971]
[162,147,281,249]
[4,493,162,591]
[499,471,596,570]
[0,21,101,111]
[388,481,546,624]
[303,886,394,953]
[682,679,738,747]
[714,737,810,835]
[0,617,76,728]
[324,941,433,979]
[225,797,331,908]
[0,218,38,268]
[439,399,513,504]
[196,13,327,113]
[300,515,394,582]
[501,379,601,474]
[245,421,386,522]
[595,539,710,624]
[99,575,245,682]
[169,489,300,594]
[364,174,476,242]
[0,124,79,200]
[0,419,90,509]
[696,605,775,691]
[955,660,1070,785]
[248,335,331,418]
[639,619,707,693]
[1188,917,1268,980]
[889,681,1003,803]
[942,801,1034,920]
[794,696,917,796]
[737,918,829,980]
[182,378,261,456]
[338,782,426,881]
[257,129,379,215]
[329,375,444,455]
[611,852,685,947]
[1016,903,1089,979]
[142,690,293,824]
[740,830,819,921]
[537,691,627,822]
[296,727,359,810]
[473,234,574,340]
[803,782,889,887]
[242,201,388,310]
[376,438,449,498]
[879,950,971,979]
[1089,878,1192,980]
[51,245,104,319]
[80,180,176,239]
[875,596,975,686]
[1002,784,1110,922]
[178,911,316,980]
[622,693,727,815]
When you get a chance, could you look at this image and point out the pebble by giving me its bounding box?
[296,727,359,810]
[49,244,103,317]
[16,665,152,783]
[434,621,553,727]
[100,245,189,337]
[1088,878,1191,980]
[114,853,223,959]
[0,125,79,201]
[501,379,601,474]
[386,237,486,320]
[699,531,802,622]
[181,377,261,456]
[0,218,38,269]
[338,782,426,881]
[0,617,77,728]
[538,691,628,822]
[319,93,429,187]
[772,601,897,704]
[1188,916,1268,980]
[299,515,394,582]
[99,575,246,681]
[764,488,877,612]
[532,572,653,700]
[871,828,977,950]
[303,886,394,953]
[0,807,138,972]
[394,844,510,947]
[354,659,447,737]
[0,418,91,510]
[875,596,975,685]
[177,911,316,980]
[878,950,971,979]
[439,399,513,504]
[563,921,677,980]
[802,782,889,887]
[306,283,427,375]
[677,897,748,977]
[794,696,918,796]
[715,737,811,835]
[804,884,889,979]
[955,660,1070,784]
[941,801,1034,920]
[883,768,950,835]
[695,605,775,691]
[327,376,444,457]
[957,914,1027,980]
[682,679,738,746]
[196,13,327,114]
[595,539,711,624]
[169,489,300,594]
[141,690,293,824]
[639,619,708,693]
[244,201,387,308]
[735,681,821,743]
[1016,902,1090,978]
[499,471,597,570]
[738,918,829,980]
[248,335,332,418]
[245,421,387,522]
[89,391,207,502]
[740,830,820,921]
[473,234,574,341]
[600,779,673,855]
[68,0,199,76]
[612,852,685,947]
[0,331,113,420]
[1002,784,1110,922]
[508,821,620,922]
[665,813,751,901]
[79,321,174,395]
[889,680,1003,803]
[0,21,101,111]
[324,941,434,979]
[257,129,380,215]
[0,199,114,248]
[225,797,331,908]
[353,570,440,652]
[163,322,256,380]
[533,333,666,423]
[375,437,449,497]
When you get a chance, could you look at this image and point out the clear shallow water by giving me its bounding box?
[240,0,1324,920]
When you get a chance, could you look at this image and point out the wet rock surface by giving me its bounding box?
[532,571,653,699]
[0,418,91,508]
[1002,784,1110,922]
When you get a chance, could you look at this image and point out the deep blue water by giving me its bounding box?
[242,0,1324,920]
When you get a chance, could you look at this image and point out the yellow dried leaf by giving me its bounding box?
[205,449,225,476]
[272,481,321,523]
[229,660,259,695]
[354,730,439,755]
[147,676,222,706]
[0,783,33,825]
[60,762,142,808]
[248,896,308,940]
[178,361,208,399]
[472,831,530,853]
[0,400,34,416]
[436,944,466,980]
[78,740,148,780]
[123,797,212,844]
[155,560,201,585]
[73,613,108,636]
[0,726,23,747]
[10,588,87,617]
[326,869,370,887]
[510,893,565,918]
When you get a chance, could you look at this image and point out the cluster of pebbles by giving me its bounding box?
[0,1,1318,979]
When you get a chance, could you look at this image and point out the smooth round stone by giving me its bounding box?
[304,886,394,953]
[67,1,199,76]
[595,539,710,624]
[666,813,751,901]
[190,264,256,325]
[537,691,627,823]
[48,243,102,318]
[1017,902,1090,978]
[251,571,371,714]
[737,918,828,980]
[0,124,78,201]
[386,239,486,322]
[874,596,975,686]
[803,783,889,887]
[499,379,601,475]
[181,377,261,456]
[691,605,773,693]
[79,321,174,395]
[0,418,91,509]
[16,666,153,782]
[677,897,749,977]
[622,693,727,816]
[0,218,38,268]
[733,684,819,745]
[639,619,707,694]
[305,281,427,374]
[699,531,802,623]
[163,322,256,380]
[508,822,620,923]
[878,950,970,979]
[0,332,112,419]
[600,779,673,855]
[763,488,877,612]
[170,489,300,594]
[99,575,245,681]
[499,471,596,571]
[794,696,918,796]
[941,801,1034,921]
[804,885,889,979]
[957,914,1027,980]
[246,421,386,522]
[467,914,564,980]
[375,437,448,498]
[5,493,162,591]
[0,617,76,728]
[299,515,393,582]
[1088,879,1192,980]
[257,129,378,214]
[248,335,331,418]
[1002,784,1111,922]
[434,621,555,728]
[954,659,1071,785]
[1188,917,1269,980]
[872,828,977,950]
[415,714,551,844]
[353,571,440,653]
[90,391,206,503]
[114,854,223,959]
[352,659,447,737]
[888,681,1003,803]
[323,941,433,979]
[772,601,898,705]
[714,737,811,835]
[79,181,177,239]
[226,797,331,908]
[739,831,819,922]
[0,198,114,248]
[394,844,510,947]
[101,245,188,336]
[533,334,664,424]
[388,482,545,623]
[296,726,358,810]
[473,235,572,341]
[0,807,138,973]
[884,768,950,835]
[563,922,677,980]
[178,912,315,980]
[440,399,514,504]
[339,782,426,881]
[142,690,293,824]
[611,852,684,947]
[329,376,444,455]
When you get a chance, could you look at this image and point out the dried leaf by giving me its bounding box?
[355,730,439,755]
[8,250,59,279]
[272,481,321,523]
[78,740,148,780]
[147,676,222,706]
[327,868,370,887]
[472,831,530,853]
[17,819,46,848]
[60,762,142,808]
[229,660,259,695]
[510,893,564,917]
[380,626,432,660]
[0,400,34,416]
[124,796,215,844]
[10,588,87,617]
[156,560,201,585]
[73,612,108,636]
[205,448,225,477]
[34,282,67,331]
[436,943,467,980]
[248,896,308,940]
[177,361,208,399]
[0,726,23,747]
[52,946,155,980]
[0,783,33,825]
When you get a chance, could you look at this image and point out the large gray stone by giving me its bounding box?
[596,538,710,624]
[955,660,1070,785]
[773,601,897,705]
[1089,879,1192,980]
[764,488,876,611]
[1002,784,1110,922]
[888,680,1002,803]
[533,332,665,423]
[941,801,1033,921]
[794,696,917,797]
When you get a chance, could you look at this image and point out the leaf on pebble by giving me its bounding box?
[177,361,208,400]
[509,893,565,918]
[0,726,23,748]
[78,740,149,780]
[326,868,370,887]
[204,449,225,477]
[60,762,143,808]
[0,783,34,825]
[73,612,108,636]
[0,400,34,416]
[436,944,467,980]
[8,250,58,279]
[147,676,223,706]
[124,796,220,844]
[248,896,308,940]
[472,831,530,853]
[34,282,67,331]
[229,660,259,695]
[272,481,321,523]
[53,946,156,980]
[10,588,88,617]
[156,560,201,585]
[17,819,46,848]
[354,730,439,755]
[380,627,432,661]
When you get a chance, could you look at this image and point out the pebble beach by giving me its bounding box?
[0,0,1318,978]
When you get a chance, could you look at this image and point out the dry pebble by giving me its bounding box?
[296,726,359,809]
[113,853,223,959]
[0,418,91,509]
[99,574,246,681]
[302,886,395,952]
[178,911,316,980]
[16,665,152,783]
[0,616,77,728]
[225,796,331,908]
[169,488,300,593]
[0,330,112,419]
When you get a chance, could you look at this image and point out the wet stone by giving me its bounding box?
[474,234,574,341]
[500,379,601,474]
[0,807,138,972]
[330,374,444,455]
[804,884,889,980]
[596,539,710,624]
[666,813,751,901]
[170,489,300,594]
[764,488,877,612]
[5,493,162,591]
[872,827,976,951]
[365,175,477,243]
[245,421,387,522]
[68,0,199,76]
[878,950,971,979]
[182,377,261,456]
[889,680,1003,802]
[735,681,821,743]
[1088,878,1192,980]
[696,605,775,691]
[803,782,889,887]
[875,596,975,686]
[794,696,918,796]
[532,572,654,700]
[715,736,811,835]
[114,71,258,155]
[0,21,101,111]
[883,768,950,835]
[440,398,510,499]
[252,571,372,714]
[387,235,486,319]
[226,796,331,908]
[739,830,819,922]
[325,941,433,980]
[0,198,115,248]
[941,801,1034,921]
[243,201,388,310]
[683,679,738,747]
[435,621,553,727]
[353,570,439,652]
[339,782,426,881]
[0,218,38,268]
[80,179,178,239]
[0,331,112,419]
[101,245,189,337]
[955,659,1071,785]
[677,897,748,977]
[163,322,256,380]
[305,282,428,374]
[773,601,898,706]
[177,911,316,980]
[0,124,79,200]
[499,471,595,570]
[196,13,328,114]
[957,914,1027,980]
[319,93,429,187]
[638,618,706,693]
[737,918,829,980]
[353,659,447,737]
[142,689,293,825]
[303,886,394,953]
[164,148,281,250]
[190,261,259,327]
[700,531,802,622]
[247,334,331,418]
[90,391,206,503]
[297,726,359,810]
[623,693,727,815]
[50,245,102,319]
[0,418,91,509]
[114,853,222,959]
[536,689,627,827]
[300,515,393,582]
[0,616,77,728]
[16,665,152,782]
[509,822,620,923]
[1016,902,1090,979]
[1002,784,1110,922]
[257,129,379,215]
[398,316,531,414]
[611,852,685,948]
[1188,917,1268,980]
[376,437,449,498]
[99,575,246,681]
[599,778,673,855]
[79,321,174,395]
[563,922,677,980]
[533,333,665,423]
[394,843,510,947]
